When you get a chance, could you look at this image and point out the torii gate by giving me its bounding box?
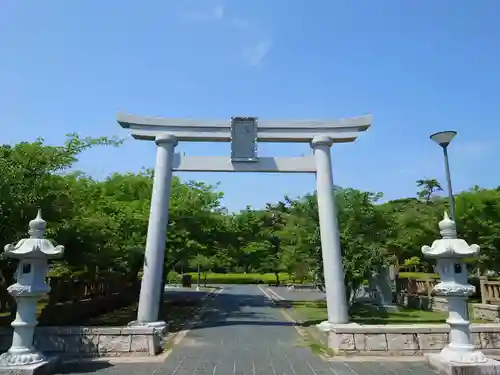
[118,113,372,330]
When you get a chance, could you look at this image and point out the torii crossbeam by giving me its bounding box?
[118,113,371,173]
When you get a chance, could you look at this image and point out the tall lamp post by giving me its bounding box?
[430,131,457,222]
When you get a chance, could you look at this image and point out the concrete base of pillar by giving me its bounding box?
[316,321,360,332]
[128,320,167,327]
[128,320,168,334]
[316,321,362,351]
[0,356,59,375]
[127,320,168,352]
[427,353,500,375]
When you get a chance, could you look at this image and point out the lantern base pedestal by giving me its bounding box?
[0,356,59,375]
[427,353,500,375]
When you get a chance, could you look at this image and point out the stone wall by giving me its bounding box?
[325,324,500,356]
[473,304,500,323]
[0,326,165,358]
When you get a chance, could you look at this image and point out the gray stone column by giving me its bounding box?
[370,266,399,311]
[136,134,177,325]
[311,135,349,325]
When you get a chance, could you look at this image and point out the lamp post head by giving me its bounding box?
[430,131,457,147]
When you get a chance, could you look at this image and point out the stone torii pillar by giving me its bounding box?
[311,135,349,325]
[133,135,177,326]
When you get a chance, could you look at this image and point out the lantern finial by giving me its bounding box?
[28,209,46,239]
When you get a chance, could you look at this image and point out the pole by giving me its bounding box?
[136,135,177,324]
[197,263,201,291]
[442,146,456,222]
[442,144,469,320]
[311,135,349,325]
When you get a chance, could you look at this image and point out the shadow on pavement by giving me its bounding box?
[186,286,300,331]
[57,361,113,374]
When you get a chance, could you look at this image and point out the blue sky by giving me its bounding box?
[1,1,499,211]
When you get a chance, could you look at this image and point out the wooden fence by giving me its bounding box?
[396,276,500,305]
[0,276,136,314]
[396,277,438,298]
[479,276,500,304]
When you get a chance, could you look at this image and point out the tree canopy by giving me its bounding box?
[1,136,499,297]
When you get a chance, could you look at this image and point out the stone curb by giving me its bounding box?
[60,287,222,364]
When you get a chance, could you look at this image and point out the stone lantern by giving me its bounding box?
[422,212,500,374]
[0,210,64,373]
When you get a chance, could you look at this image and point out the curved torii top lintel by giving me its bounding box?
[116,112,372,143]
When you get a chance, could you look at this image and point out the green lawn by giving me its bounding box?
[288,300,485,326]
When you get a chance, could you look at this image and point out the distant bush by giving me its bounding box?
[167,271,182,284]
[398,272,439,279]
[184,272,291,285]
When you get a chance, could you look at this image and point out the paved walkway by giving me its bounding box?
[60,285,436,375]
[268,285,372,302]
[268,285,327,302]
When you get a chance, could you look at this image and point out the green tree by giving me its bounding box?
[0,135,122,316]
[4,132,500,320]
[275,189,390,304]
[378,196,444,272]
[403,256,422,272]
[455,187,500,274]
[416,178,443,203]
[189,254,214,287]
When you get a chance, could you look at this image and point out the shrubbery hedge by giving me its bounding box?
[167,272,292,285]
[398,272,439,279]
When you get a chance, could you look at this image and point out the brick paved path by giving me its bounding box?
[59,285,436,375]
